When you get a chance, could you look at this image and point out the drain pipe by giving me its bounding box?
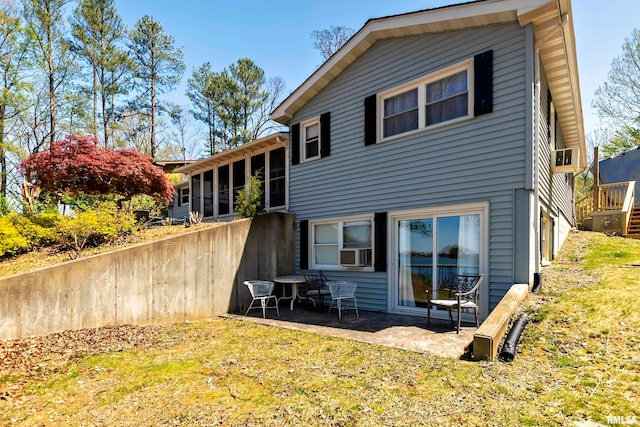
[499,313,529,362]
[533,12,569,279]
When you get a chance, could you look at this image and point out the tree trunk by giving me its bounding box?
[93,65,98,139]
[150,56,156,160]
[0,105,6,199]
[100,67,109,147]
[48,23,55,147]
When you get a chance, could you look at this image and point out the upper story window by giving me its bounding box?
[383,88,419,138]
[426,69,468,126]
[379,60,473,140]
[291,112,331,165]
[301,118,321,162]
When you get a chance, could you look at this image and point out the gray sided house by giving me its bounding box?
[173,132,290,221]
[168,179,190,221]
[271,0,586,321]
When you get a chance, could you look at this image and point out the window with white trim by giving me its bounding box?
[301,118,320,162]
[380,60,473,139]
[311,216,373,270]
[180,187,189,206]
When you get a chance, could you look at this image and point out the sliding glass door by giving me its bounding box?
[393,205,485,313]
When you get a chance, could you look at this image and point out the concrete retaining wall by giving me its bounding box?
[0,213,295,341]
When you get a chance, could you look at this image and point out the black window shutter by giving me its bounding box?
[320,112,331,158]
[300,220,309,270]
[291,124,300,165]
[546,89,552,139]
[474,50,493,116]
[364,94,377,146]
[374,212,387,272]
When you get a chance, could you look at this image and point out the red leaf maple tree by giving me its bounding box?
[20,135,176,203]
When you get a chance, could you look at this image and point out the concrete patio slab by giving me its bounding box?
[225,304,476,359]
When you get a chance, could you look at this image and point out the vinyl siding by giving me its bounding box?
[291,23,528,312]
[538,71,576,227]
[169,186,190,220]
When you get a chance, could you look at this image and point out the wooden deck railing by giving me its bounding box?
[576,181,635,235]
[575,193,593,225]
[621,181,636,236]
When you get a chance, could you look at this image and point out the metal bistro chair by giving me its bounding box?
[427,274,484,334]
[300,271,331,310]
[244,280,279,318]
[328,281,359,320]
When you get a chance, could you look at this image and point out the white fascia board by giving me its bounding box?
[271,0,553,124]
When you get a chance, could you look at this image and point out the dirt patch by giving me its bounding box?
[0,323,185,400]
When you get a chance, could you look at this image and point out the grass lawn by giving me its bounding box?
[1,231,639,426]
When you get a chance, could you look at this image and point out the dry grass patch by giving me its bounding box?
[1,231,639,426]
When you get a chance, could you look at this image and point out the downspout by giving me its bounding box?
[533,12,568,275]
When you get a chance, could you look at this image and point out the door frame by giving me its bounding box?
[388,201,490,320]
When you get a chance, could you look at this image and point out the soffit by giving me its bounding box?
[519,0,586,169]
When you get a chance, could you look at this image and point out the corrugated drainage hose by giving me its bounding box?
[499,313,529,362]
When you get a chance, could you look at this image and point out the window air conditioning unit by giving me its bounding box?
[339,249,372,266]
[551,147,580,173]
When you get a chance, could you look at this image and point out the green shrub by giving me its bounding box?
[0,213,30,257]
[57,202,137,256]
[234,173,264,218]
[0,196,11,215]
[14,214,60,249]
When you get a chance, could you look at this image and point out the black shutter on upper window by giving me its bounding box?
[291,123,300,165]
[300,220,309,270]
[364,94,377,146]
[374,212,387,272]
[320,112,331,158]
[474,50,493,116]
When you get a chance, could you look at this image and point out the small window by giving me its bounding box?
[311,216,373,270]
[180,187,189,206]
[301,118,320,162]
[379,60,473,140]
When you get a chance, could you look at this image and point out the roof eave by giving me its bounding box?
[519,0,587,169]
[271,0,552,125]
[174,132,289,175]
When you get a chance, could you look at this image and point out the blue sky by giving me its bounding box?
[115,0,639,139]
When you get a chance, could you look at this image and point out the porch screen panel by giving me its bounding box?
[203,170,213,217]
[191,174,201,214]
[269,147,285,208]
[218,165,230,216]
[251,153,266,209]
[232,159,245,212]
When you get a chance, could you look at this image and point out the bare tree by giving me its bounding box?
[311,25,355,62]
[251,76,286,140]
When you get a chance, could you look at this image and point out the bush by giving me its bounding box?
[0,213,30,257]
[57,202,137,256]
[234,173,264,218]
[14,214,60,249]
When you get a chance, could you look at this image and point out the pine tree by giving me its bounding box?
[70,0,130,147]
[128,15,185,159]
